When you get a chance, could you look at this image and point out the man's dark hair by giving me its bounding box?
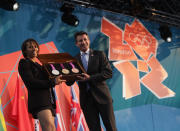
[74,31,88,41]
[21,38,39,58]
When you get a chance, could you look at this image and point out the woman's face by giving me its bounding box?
[25,42,39,59]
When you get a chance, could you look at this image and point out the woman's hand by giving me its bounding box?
[55,75,66,85]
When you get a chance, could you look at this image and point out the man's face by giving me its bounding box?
[76,34,90,52]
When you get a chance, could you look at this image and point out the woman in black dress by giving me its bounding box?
[18,38,64,131]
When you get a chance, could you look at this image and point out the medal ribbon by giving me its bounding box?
[50,64,56,70]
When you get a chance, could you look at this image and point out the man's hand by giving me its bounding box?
[77,73,90,81]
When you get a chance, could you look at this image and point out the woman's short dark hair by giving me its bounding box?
[21,38,39,58]
[74,31,88,42]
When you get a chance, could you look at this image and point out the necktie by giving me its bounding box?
[81,52,88,71]
[81,52,90,91]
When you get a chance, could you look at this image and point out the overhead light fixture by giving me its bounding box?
[60,3,79,26]
[159,25,172,42]
[61,13,79,27]
[0,0,19,11]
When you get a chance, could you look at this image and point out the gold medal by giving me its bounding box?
[60,63,70,74]
[62,68,70,74]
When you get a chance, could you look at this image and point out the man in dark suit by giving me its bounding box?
[67,31,117,131]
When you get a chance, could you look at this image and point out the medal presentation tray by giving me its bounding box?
[37,53,86,81]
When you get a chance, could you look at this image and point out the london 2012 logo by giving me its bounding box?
[101,17,175,99]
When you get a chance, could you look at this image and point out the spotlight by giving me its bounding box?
[61,13,79,26]
[60,3,79,26]
[159,25,172,42]
[0,0,19,11]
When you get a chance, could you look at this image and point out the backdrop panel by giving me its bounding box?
[0,2,180,131]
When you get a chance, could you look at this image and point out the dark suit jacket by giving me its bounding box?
[18,58,56,114]
[68,49,113,106]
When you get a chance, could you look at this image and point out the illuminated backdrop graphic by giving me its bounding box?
[0,2,180,131]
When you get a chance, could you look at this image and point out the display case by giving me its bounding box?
[37,53,86,81]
